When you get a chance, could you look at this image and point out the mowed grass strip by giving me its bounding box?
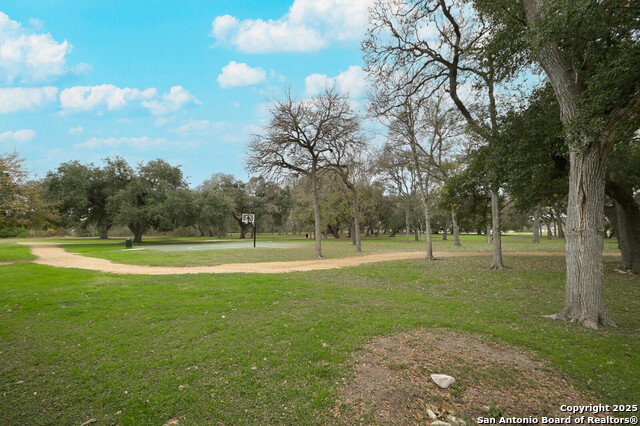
[1,253,638,425]
[0,241,36,263]
[59,234,620,267]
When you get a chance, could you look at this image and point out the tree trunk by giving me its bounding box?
[546,219,553,239]
[550,148,615,328]
[424,198,434,259]
[605,204,618,243]
[606,180,640,274]
[442,215,449,240]
[486,223,492,244]
[350,186,362,252]
[311,164,322,259]
[489,190,504,270]
[554,208,565,239]
[614,201,634,270]
[451,208,461,247]
[408,132,434,260]
[533,205,541,243]
[129,221,145,243]
[98,225,109,240]
[523,0,615,328]
[415,178,433,257]
[625,207,640,275]
[405,203,411,243]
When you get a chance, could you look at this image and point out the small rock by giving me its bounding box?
[431,374,456,389]
[447,415,466,425]
[431,421,451,426]
[426,408,437,420]
[80,420,96,426]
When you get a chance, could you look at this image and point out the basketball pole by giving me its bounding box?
[253,220,256,248]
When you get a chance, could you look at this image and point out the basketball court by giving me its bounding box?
[128,241,302,252]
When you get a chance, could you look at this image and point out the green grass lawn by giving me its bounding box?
[56,234,620,267]
[0,240,36,263]
[1,237,638,424]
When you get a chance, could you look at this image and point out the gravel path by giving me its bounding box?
[12,242,601,275]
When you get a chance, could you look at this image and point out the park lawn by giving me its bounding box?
[0,241,36,263]
[1,254,638,425]
[57,234,620,267]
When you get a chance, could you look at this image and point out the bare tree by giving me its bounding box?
[372,86,439,259]
[325,130,368,252]
[363,0,512,269]
[375,141,418,243]
[246,87,360,259]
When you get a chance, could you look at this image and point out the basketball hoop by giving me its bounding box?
[242,213,257,248]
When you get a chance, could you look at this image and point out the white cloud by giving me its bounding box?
[0,12,73,83]
[69,126,83,134]
[60,84,157,112]
[172,119,214,135]
[71,62,92,76]
[417,22,438,41]
[210,0,372,53]
[59,84,199,117]
[171,119,235,137]
[0,129,37,143]
[170,119,253,145]
[212,15,239,42]
[74,136,168,150]
[154,116,175,127]
[217,61,266,88]
[305,66,368,97]
[29,18,45,31]
[141,86,200,116]
[0,86,58,113]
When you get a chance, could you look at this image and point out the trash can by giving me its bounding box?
[125,238,133,248]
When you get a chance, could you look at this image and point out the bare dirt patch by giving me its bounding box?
[335,328,601,424]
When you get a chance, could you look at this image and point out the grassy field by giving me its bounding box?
[1,236,638,425]
[0,242,36,263]
[55,233,620,266]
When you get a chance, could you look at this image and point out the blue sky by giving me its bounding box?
[0,0,371,186]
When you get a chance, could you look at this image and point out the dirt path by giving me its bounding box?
[18,242,617,275]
